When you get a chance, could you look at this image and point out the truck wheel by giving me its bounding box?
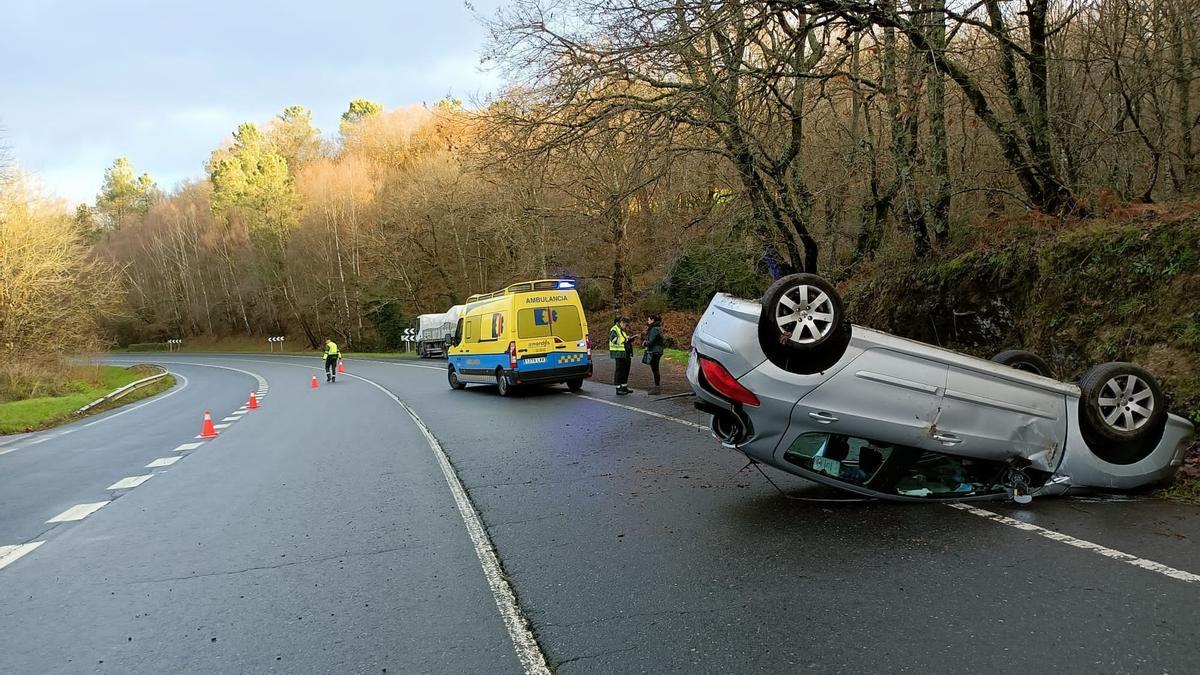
[757,274,851,375]
[566,378,583,392]
[496,369,511,397]
[448,367,466,390]
[1078,362,1167,465]
[991,349,1052,377]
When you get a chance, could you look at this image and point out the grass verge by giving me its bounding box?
[0,365,175,435]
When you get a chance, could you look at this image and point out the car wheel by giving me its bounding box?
[991,349,1052,377]
[448,367,466,390]
[757,273,851,375]
[1078,362,1168,465]
[566,378,583,392]
[496,369,511,397]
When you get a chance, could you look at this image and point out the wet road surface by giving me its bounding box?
[1,353,1197,673]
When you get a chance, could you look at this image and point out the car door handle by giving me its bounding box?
[932,433,962,446]
[808,411,838,424]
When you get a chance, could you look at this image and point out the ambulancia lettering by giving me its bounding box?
[525,294,569,304]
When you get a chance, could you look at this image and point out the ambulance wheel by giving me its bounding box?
[758,274,851,375]
[566,378,584,392]
[448,367,466,390]
[496,369,511,397]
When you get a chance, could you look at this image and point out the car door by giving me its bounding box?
[934,365,1068,470]
[788,347,949,453]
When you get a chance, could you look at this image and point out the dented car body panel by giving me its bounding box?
[689,293,1196,501]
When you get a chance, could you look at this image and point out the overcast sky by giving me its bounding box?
[0,0,504,205]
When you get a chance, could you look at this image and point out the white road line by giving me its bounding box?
[107,474,153,490]
[948,503,1200,583]
[221,416,239,422]
[0,542,44,571]
[173,442,203,452]
[146,457,180,468]
[562,383,1200,587]
[346,373,551,675]
[232,410,248,416]
[568,393,708,430]
[47,502,110,523]
[213,423,231,429]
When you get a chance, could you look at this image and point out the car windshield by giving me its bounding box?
[782,433,1011,498]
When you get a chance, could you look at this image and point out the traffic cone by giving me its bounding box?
[199,410,219,438]
[247,391,259,409]
[337,358,346,374]
[310,375,320,389]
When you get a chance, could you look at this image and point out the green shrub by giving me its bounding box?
[664,235,769,309]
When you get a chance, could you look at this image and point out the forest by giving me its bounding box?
[3,0,1199,415]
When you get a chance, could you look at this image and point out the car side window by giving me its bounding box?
[783,432,1010,498]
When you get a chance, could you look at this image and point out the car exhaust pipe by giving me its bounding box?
[711,412,747,448]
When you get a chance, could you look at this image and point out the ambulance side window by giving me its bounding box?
[464,317,478,343]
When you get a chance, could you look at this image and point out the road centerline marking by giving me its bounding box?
[107,475,154,490]
[0,542,44,571]
[213,423,231,429]
[947,503,1200,583]
[47,502,110,523]
[174,442,202,452]
[146,457,180,468]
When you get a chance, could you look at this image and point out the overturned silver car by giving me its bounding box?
[687,274,1195,502]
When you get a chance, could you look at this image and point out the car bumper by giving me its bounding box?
[512,363,591,385]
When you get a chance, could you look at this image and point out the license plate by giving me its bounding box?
[524,357,546,364]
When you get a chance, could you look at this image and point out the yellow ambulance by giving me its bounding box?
[446,279,592,395]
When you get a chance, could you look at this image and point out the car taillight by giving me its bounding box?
[699,356,759,407]
[508,341,517,369]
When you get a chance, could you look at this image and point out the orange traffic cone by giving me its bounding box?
[310,375,320,389]
[247,391,259,409]
[199,410,219,438]
[337,358,346,374]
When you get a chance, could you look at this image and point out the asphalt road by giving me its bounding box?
[1,353,1198,674]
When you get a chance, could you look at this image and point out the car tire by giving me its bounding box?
[496,369,511,397]
[566,378,583,392]
[757,273,851,375]
[448,367,466,390]
[1077,362,1168,465]
[991,349,1052,377]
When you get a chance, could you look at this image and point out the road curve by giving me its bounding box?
[1,353,1198,673]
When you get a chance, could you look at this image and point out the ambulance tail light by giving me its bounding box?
[698,355,759,407]
[508,341,517,369]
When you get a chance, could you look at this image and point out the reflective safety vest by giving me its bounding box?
[608,324,629,356]
[324,341,339,357]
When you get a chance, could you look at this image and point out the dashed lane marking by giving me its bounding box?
[47,502,110,523]
[173,442,202,452]
[232,410,248,416]
[0,542,44,571]
[221,416,239,422]
[107,475,153,490]
[146,457,180,468]
[948,503,1200,583]
[213,423,232,429]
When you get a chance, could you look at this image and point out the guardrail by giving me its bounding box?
[74,367,171,416]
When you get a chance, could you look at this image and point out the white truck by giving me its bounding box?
[412,305,464,358]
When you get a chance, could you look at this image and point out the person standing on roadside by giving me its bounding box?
[642,314,665,395]
[609,316,635,395]
[323,337,340,383]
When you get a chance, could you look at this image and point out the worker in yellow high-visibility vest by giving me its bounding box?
[608,317,636,395]
[323,338,340,383]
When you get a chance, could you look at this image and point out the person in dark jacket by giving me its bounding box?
[642,315,665,394]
